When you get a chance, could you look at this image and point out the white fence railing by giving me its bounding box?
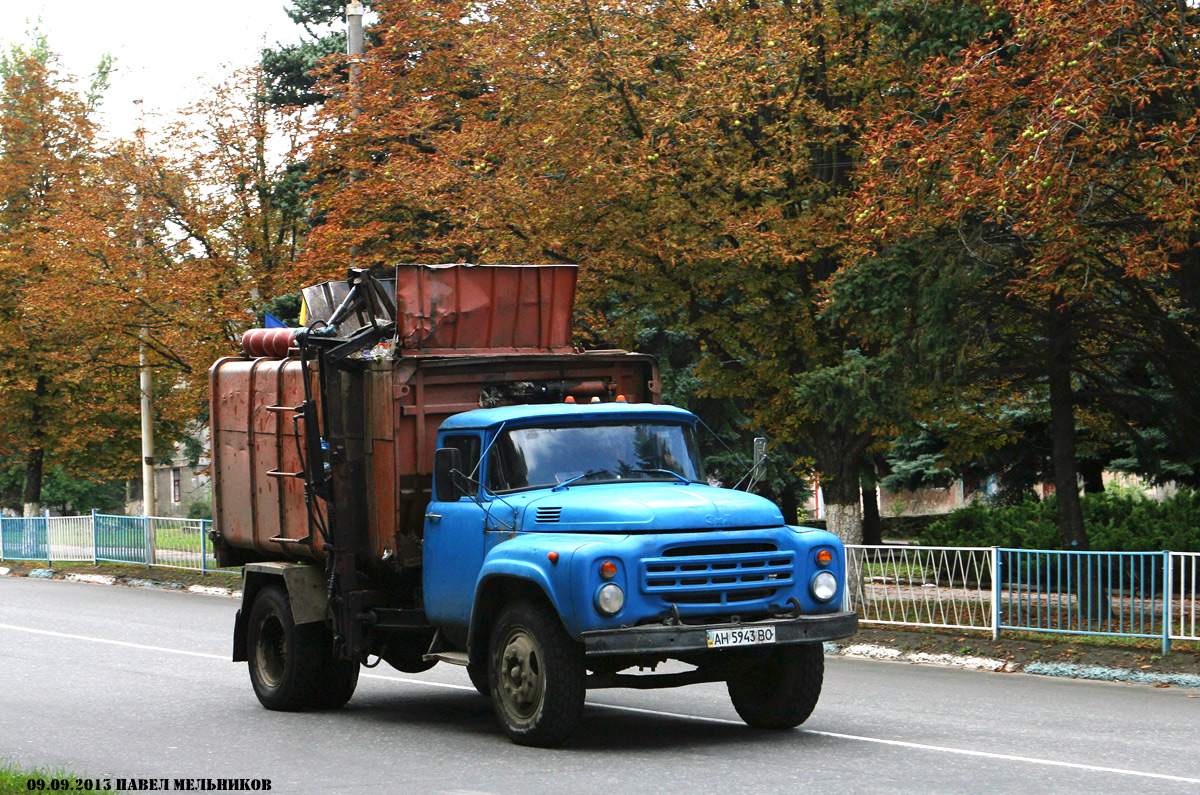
[1169,552,1200,642]
[845,545,997,633]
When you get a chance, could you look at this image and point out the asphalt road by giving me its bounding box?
[1,577,1198,794]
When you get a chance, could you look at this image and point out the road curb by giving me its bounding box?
[823,640,1200,688]
[1,566,241,599]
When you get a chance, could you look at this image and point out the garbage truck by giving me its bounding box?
[210,264,857,746]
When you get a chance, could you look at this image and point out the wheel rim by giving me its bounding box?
[497,627,544,721]
[254,613,287,688]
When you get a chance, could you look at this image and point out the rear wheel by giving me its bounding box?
[726,643,824,729]
[316,655,360,710]
[488,601,584,746]
[247,584,358,710]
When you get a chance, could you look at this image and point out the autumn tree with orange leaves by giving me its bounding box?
[0,46,148,515]
[299,0,936,543]
[0,46,311,514]
[850,0,1200,548]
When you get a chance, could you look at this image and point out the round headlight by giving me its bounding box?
[811,570,838,602]
[595,583,625,616]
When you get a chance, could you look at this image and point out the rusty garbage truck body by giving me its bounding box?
[211,264,856,746]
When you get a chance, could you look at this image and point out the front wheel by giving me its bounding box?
[467,658,490,697]
[726,643,824,729]
[488,601,585,746]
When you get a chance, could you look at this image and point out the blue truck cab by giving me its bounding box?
[422,401,857,744]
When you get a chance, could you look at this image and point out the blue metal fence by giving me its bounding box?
[0,513,225,574]
[998,549,1170,652]
[94,514,153,565]
[0,516,48,563]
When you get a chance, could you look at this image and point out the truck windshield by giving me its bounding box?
[486,422,704,493]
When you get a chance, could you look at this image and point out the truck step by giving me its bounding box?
[268,535,311,545]
[423,651,470,666]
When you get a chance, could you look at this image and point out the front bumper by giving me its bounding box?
[581,610,858,657]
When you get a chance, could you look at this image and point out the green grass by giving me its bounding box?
[860,561,935,581]
[0,761,95,795]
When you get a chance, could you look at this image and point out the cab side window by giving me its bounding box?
[441,434,482,497]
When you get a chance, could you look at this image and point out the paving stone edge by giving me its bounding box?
[822,640,1200,688]
[0,566,241,600]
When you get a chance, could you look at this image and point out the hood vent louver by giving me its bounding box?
[535,506,562,523]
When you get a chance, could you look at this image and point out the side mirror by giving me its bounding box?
[434,447,464,502]
[749,437,768,491]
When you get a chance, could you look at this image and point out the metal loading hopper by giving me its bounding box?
[302,264,578,353]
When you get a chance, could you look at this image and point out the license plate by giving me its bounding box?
[706,626,776,648]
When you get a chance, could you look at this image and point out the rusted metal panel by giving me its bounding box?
[302,265,578,354]
[210,358,253,552]
[398,264,576,353]
[394,264,576,352]
[211,357,325,562]
[213,351,658,572]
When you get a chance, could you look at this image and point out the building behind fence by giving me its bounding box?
[2,515,1196,654]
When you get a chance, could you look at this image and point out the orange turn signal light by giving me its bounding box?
[816,549,833,567]
[600,560,618,579]
[548,551,560,564]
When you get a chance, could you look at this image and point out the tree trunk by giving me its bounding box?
[780,488,799,525]
[1047,328,1087,551]
[1047,299,1108,620]
[821,467,863,543]
[1080,459,1105,494]
[861,469,883,546]
[22,375,48,518]
[809,426,871,604]
[824,474,862,608]
[22,446,44,517]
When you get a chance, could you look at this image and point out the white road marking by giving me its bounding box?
[0,622,226,660]
[3,621,1199,786]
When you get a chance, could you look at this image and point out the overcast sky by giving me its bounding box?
[1,1,324,141]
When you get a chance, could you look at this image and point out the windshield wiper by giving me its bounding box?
[627,468,692,485]
[552,469,612,491]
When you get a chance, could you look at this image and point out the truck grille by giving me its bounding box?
[641,541,794,606]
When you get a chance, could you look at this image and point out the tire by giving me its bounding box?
[467,659,490,697]
[316,656,360,710]
[726,643,824,730]
[488,601,585,746]
[247,584,358,711]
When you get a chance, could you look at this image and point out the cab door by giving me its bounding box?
[422,433,487,628]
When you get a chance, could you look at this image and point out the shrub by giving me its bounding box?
[923,489,1200,551]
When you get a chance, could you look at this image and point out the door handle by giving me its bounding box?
[425,513,442,521]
